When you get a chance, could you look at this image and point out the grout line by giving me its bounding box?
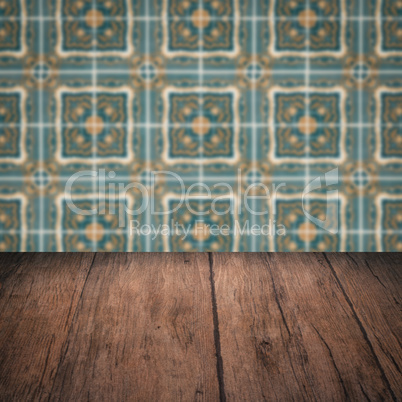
[0,123,400,128]
[208,253,226,402]
[2,68,402,76]
[4,16,402,21]
[2,229,402,235]
[38,0,44,251]
[250,0,258,252]
[304,0,311,252]
[91,0,98,252]
[197,0,205,251]
[1,175,401,182]
[144,0,151,252]
[358,0,364,251]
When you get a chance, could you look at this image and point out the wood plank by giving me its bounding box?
[323,252,402,400]
[50,253,219,401]
[212,253,399,401]
[0,252,95,401]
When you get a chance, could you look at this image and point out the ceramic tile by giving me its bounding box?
[0,0,401,251]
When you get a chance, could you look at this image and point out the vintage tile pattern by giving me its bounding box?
[269,88,344,159]
[272,0,344,54]
[0,0,402,251]
[59,0,132,54]
[164,0,238,56]
[0,0,26,55]
[59,198,129,251]
[57,89,132,159]
[164,88,239,161]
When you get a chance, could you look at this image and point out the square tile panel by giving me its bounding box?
[56,88,133,160]
[164,0,238,57]
[271,0,345,56]
[0,0,26,56]
[269,87,345,160]
[380,0,402,53]
[0,0,401,251]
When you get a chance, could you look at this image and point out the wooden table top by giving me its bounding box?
[0,253,400,401]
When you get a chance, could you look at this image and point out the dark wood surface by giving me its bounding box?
[0,253,400,401]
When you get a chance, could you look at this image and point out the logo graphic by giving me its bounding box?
[302,168,339,234]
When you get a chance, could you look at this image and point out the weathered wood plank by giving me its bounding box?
[50,253,219,401]
[0,252,400,401]
[323,252,402,400]
[212,253,399,401]
[0,252,95,401]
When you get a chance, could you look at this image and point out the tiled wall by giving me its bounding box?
[0,0,402,251]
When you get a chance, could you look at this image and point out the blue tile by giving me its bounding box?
[0,0,401,251]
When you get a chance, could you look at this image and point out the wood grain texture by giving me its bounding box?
[0,252,95,401]
[324,253,402,400]
[0,253,400,401]
[211,253,401,401]
[50,253,219,401]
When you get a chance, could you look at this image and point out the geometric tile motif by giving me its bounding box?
[164,0,238,56]
[59,0,131,54]
[164,89,238,161]
[271,0,344,55]
[0,0,25,55]
[166,198,234,251]
[57,89,132,160]
[0,0,401,251]
[380,199,402,252]
[275,199,342,251]
[380,0,402,52]
[0,198,23,251]
[0,91,25,160]
[60,199,128,251]
[270,88,344,159]
[379,91,402,159]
